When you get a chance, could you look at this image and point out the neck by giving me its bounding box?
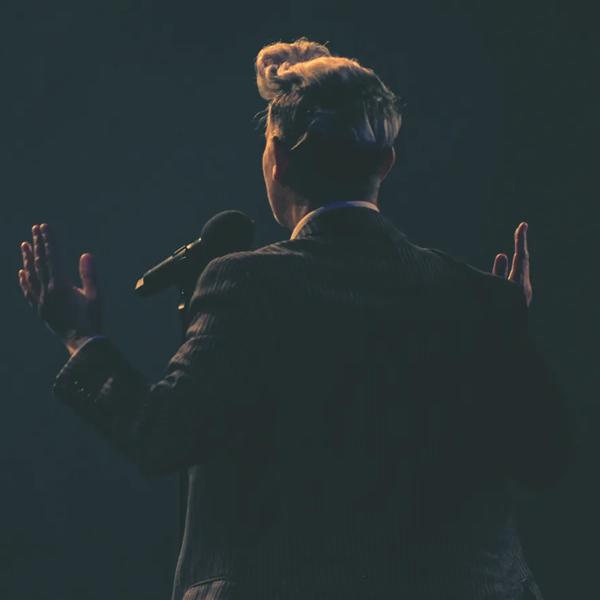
[285,201,312,232]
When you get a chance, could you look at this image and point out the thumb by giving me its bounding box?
[79,253,99,299]
[492,253,508,278]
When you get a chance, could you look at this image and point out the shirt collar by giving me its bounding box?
[290,200,380,240]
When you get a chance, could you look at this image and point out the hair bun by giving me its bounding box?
[256,38,331,100]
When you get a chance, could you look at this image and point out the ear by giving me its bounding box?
[377,146,396,181]
[272,137,290,183]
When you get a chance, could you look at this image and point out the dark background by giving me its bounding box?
[0,1,596,598]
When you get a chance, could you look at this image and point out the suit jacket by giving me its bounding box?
[53,206,573,600]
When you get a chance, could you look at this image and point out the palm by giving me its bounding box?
[18,223,102,343]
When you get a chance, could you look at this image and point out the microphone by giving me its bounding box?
[134,210,255,297]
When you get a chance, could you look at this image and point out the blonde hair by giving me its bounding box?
[255,38,402,202]
[256,38,401,149]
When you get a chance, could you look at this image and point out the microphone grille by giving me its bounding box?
[200,210,255,258]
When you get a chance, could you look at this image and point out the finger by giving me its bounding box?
[39,223,63,287]
[515,221,529,258]
[79,253,99,299]
[492,253,508,278]
[509,222,530,284]
[18,269,35,307]
[20,241,41,301]
[32,224,49,289]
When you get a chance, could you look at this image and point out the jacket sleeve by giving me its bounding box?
[52,253,268,477]
[489,280,576,493]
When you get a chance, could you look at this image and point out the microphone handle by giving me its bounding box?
[136,239,203,296]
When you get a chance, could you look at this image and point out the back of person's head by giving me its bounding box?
[255,38,402,206]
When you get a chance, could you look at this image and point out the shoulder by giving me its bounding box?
[192,242,298,299]
[200,241,298,280]
[425,246,526,318]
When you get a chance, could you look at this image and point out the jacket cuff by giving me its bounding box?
[53,337,123,411]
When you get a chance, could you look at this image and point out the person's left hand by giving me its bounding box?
[18,223,103,354]
[492,221,533,308]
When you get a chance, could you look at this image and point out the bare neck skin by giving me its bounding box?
[262,131,393,232]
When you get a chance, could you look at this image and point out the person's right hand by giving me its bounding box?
[492,222,533,307]
[18,223,103,354]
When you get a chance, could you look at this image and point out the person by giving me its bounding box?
[18,38,572,600]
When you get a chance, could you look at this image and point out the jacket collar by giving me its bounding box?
[290,203,407,244]
[290,200,380,240]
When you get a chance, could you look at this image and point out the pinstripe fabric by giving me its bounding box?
[53,206,572,600]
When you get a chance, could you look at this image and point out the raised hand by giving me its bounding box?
[18,223,103,353]
[492,222,533,307]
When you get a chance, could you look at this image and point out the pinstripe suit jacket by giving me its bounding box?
[53,206,572,600]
